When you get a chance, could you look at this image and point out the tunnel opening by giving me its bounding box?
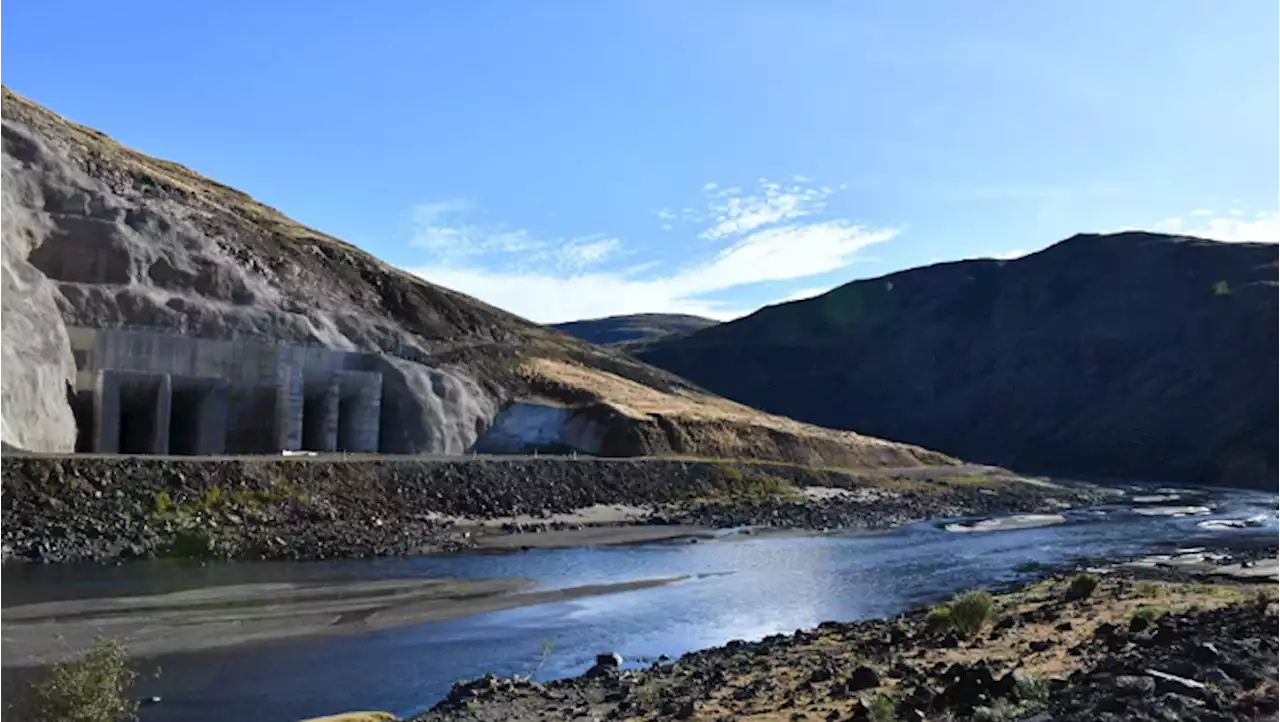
[301,384,336,452]
[118,384,160,454]
[169,387,205,456]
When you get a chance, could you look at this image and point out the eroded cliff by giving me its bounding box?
[0,86,950,469]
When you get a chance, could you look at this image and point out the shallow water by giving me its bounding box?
[3,484,1276,722]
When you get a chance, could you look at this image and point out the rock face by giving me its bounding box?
[553,313,719,347]
[637,233,1280,488]
[1,120,78,452]
[0,86,949,468]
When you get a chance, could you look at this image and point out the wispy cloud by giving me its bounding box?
[1151,209,1279,243]
[700,181,833,240]
[404,178,894,323]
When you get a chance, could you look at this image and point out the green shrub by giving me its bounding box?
[29,638,138,722]
[1066,573,1101,601]
[925,605,954,634]
[868,693,896,722]
[1212,280,1230,296]
[151,491,172,516]
[1135,581,1162,597]
[949,590,995,637]
[202,485,223,509]
[1132,606,1161,626]
[972,700,1018,722]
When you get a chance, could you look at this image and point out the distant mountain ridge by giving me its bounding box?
[634,232,1280,488]
[553,313,719,347]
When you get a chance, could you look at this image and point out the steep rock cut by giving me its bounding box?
[0,86,951,468]
[637,233,1279,488]
[1,124,78,451]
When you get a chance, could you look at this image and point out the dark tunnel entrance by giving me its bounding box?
[118,384,160,454]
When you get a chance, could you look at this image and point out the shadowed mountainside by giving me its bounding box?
[636,232,1279,488]
[553,313,719,347]
[0,86,952,469]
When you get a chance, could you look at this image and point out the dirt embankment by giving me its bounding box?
[1,456,1097,563]
[414,568,1280,722]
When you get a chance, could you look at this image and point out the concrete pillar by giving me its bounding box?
[301,375,340,452]
[151,373,172,455]
[274,364,303,451]
[93,370,121,453]
[337,371,382,452]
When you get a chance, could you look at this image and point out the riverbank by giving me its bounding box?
[1,455,1102,562]
[1,575,686,667]
[411,561,1279,722]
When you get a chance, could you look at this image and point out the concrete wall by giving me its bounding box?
[70,328,387,455]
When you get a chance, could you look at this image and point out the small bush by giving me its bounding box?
[949,590,995,637]
[973,699,1018,722]
[1014,674,1050,707]
[925,605,954,634]
[1132,606,1161,626]
[1066,573,1100,601]
[29,638,138,722]
[1135,581,1162,597]
[868,693,896,722]
[151,491,172,516]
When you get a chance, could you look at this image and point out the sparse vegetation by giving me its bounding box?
[926,605,954,634]
[949,589,995,637]
[1132,606,1162,626]
[868,693,896,722]
[973,699,1019,722]
[697,463,799,500]
[1135,581,1162,596]
[1066,573,1101,600]
[928,589,994,637]
[29,638,138,722]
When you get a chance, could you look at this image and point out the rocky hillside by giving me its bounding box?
[553,313,719,347]
[636,232,1279,488]
[0,86,952,469]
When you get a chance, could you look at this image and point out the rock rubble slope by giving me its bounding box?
[637,233,1279,488]
[0,86,951,468]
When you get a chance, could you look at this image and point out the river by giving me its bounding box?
[3,483,1276,722]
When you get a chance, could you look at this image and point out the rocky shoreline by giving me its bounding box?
[0,456,1102,563]
[409,563,1279,722]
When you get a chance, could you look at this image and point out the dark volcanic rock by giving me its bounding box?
[636,232,1279,488]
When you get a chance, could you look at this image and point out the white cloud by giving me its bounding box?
[1190,209,1214,216]
[700,179,834,240]
[1152,209,1279,243]
[404,177,891,323]
[558,236,620,271]
[778,286,830,303]
[411,220,892,322]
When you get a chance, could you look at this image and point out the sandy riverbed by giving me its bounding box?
[1,575,686,667]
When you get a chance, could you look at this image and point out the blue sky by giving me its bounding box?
[5,1,1277,322]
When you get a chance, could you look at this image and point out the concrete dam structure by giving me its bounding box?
[68,328,384,455]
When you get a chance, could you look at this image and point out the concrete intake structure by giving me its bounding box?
[69,328,383,455]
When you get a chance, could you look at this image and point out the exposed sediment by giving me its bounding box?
[414,567,1280,722]
[0,456,1098,563]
